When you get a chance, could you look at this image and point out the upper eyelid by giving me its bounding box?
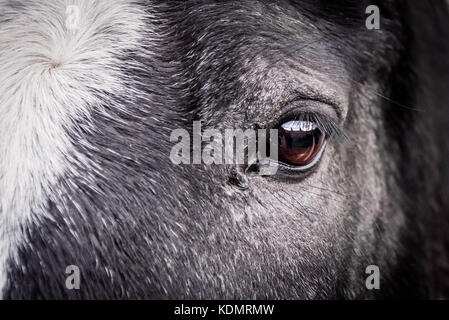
[300,113,343,138]
[288,86,346,121]
[266,99,343,136]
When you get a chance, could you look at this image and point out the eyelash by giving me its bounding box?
[271,111,344,140]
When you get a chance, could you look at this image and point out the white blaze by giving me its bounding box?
[0,0,147,297]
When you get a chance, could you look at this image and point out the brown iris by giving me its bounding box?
[278,121,325,166]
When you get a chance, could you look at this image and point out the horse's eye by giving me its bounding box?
[278,120,326,168]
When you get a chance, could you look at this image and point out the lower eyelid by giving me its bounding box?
[277,140,327,172]
[259,140,327,178]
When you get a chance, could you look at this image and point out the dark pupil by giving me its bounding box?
[278,127,324,166]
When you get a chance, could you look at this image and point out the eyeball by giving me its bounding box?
[278,120,326,168]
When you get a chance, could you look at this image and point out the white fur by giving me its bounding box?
[0,0,146,297]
